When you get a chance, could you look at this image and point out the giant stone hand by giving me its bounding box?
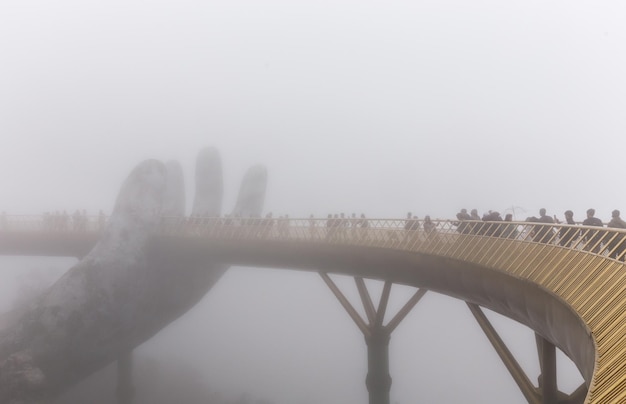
[0,147,267,403]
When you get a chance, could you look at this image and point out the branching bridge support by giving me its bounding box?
[320,272,427,404]
[467,303,587,404]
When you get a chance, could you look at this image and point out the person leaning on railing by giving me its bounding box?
[454,209,472,234]
[554,210,579,247]
[327,214,340,240]
[325,214,334,240]
[481,211,503,237]
[338,213,348,240]
[349,213,358,238]
[358,213,369,240]
[401,212,413,243]
[423,215,437,235]
[260,212,274,237]
[607,209,626,261]
[308,214,316,238]
[469,209,481,234]
[502,214,519,239]
[582,208,604,253]
[526,208,555,244]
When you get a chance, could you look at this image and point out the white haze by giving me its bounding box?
[1,0,623,402]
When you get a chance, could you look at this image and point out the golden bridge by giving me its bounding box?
[1,216,626,404]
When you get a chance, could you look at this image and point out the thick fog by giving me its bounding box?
[1,0,625,403]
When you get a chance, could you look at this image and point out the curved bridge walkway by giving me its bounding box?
[2,216,626,404]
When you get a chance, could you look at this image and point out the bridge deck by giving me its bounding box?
[2,217,626,403]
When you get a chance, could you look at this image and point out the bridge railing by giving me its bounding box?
[1,215,625,262]
[0,214,106,233]
[156,217,626,263]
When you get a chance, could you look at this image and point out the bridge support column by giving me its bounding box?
[536,334,557,404]
[116,350,134,404]
[319,273,426,404]
[365,328,391,404]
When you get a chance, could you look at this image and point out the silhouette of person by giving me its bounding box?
[339,213,348,240]
[404,212,418,244]
[582,208,604,253]
[455,209,471,234]
[404,212,413,232]
[482,211,502,236]
[502,213,518,239]
[359,213,368,227]
[330,214,340,240]
[261,212,274,237]
[469,209,481,234]
[423,215,436,235]
[607,210,626,261]
[530,208,555,244]
[358,213,369,240]
[422,215,438,247]
[325,214,333,239]
[350,213,358,238]
[555,210,578,247]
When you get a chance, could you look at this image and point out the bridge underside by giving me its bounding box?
[0,231,596,401]
[150,236,595,387]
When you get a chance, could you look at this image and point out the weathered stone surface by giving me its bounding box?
[0,159,168,402]
[232,164,267,217]
[162,160,185,217]
[0,351,47,404]
[191,147,223,217]
[0,149,268,402]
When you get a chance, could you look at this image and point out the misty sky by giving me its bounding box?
[3,1,626,220]
[0,1,622,402]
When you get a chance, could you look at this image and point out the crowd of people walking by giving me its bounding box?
[453,207,626,261]
[39,210,107,232]
[2,207,626,261]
